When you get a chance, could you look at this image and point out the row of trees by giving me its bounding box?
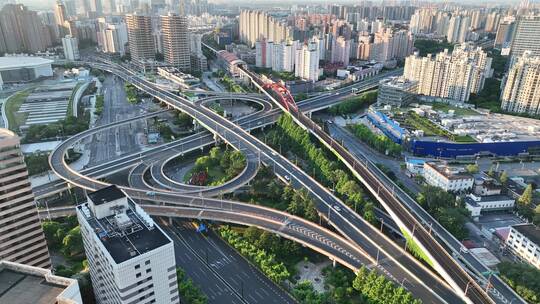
[498,262,540,304]
[42,217,86,278]
[125,83,140,104]
[24,115,90,143]
[219,226,290,283]
[265,115,373,219]
[352,266,421,304]
[220,76,245,93]
[94,95,105,115]
[24,153,50,175]
[515,183,540,225]
[328,91,377,116]
[176,268,207,304]
[416,185,469,240]
[349,124,402,157]
[241,226,302,267]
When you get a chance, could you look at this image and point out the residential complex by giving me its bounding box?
[510,15,540,64]
[126,13,155,63]
[501,52,540,115]
[403,43,492,102]
[0,129,50,269]
[295,40,320,82]
[506,224,540,269]
[376,76,418,107]
[77,185,179,304]
[239,10,291,48]
[0,260,82,303]
[62,35,80,60]
[161,13,190,71]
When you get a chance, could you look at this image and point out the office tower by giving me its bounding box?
[295,40,319,82]
[403,43,492,102]
[447,15,471,44]
[501,52,540,115]
[64,0,77,17]
[510,15,540,65]
[495,16,516,49]
[77,185,179,304]
[190,33,202,55]
[101,22,128,55]
[0,129,51,269]
[62,35,80,60]
[126,13,155,63]
[239,10,291,48]
[54,1,68,37]
[330,36,350,66]
[161,13,190,70]
[0,4,52,53]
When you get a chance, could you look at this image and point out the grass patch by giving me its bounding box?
[430,102,478,116]
[401,228,434,267]
[67,82,82,117]
[454,135,477,143]
[5,90,31,132]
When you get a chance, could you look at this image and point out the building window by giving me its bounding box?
[136,273,141,278]
[135,264,140,269]
[146,268,151,273]
[145,260,150,265]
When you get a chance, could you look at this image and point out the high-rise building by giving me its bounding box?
[369,28,413,62]
[161,13,190,71]
[295,40,319,82]
[0,4,53,53]
[126,13,155,63]
[98,19,128,55]
[447,15,471,44]
[77,185,179,304]
[501,52,540,115]
[62,35,80,60]
[239,10,291,48]
[0,129,51,269]
[510,15,540,65]
[484,12,501,33]
[495,16,516,49]
[54,1,68,38]
[403,43,492,102]
[330,36,350,66]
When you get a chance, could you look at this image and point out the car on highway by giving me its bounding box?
[333,205,342,212]
[284,175,290,182]
[146,191,156,196]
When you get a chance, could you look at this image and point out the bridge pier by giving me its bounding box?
[332,258,336,268]
[169,217,173,225]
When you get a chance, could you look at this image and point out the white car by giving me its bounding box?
[284,175,291,182]
[333,205,342,212]
[146,191,156,196]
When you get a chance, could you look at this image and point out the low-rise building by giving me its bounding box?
[473,175,502,196]
[464,194,515,219]
[377,76,418,107]
[506,224,540,269]
[423,161,474,192]
[157,66,200,89]
[405,158,425,175]
[0,260,82,303]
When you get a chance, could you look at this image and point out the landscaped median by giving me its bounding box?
[4,90,31,132]
[183,146,246,186]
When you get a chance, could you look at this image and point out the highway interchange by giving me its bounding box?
[44,56,524,304]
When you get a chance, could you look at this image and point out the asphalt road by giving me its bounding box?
[160,219,297,304]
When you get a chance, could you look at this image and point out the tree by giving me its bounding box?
[500,171,508,184]
[62,226,83,257]
[487,165,495,177]
[519,184,534,206]
[42,221,64,248]
[465,164,479,174]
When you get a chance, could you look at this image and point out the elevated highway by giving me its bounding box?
[49,59,461,303]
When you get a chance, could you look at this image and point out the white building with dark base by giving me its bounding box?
[76,185,179,304]
[506,224,540,270]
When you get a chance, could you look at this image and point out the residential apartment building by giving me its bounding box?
[330,36,350,66]
[447,15,471,44]
[495,16,516,50]
[161,13,190,71]
[77,185,179,304]
[403,43,492,102]
[0,4,53,53]
[501,52,540,115]
[510,15,540,65]
[422,161,474,192]
[126,13,155,63]
[97,18,128,56]
[239,10,291,48]
[0,129,50,269]
[62,35,80,60]
[295,40,320,82]
[506,224,540,269]
[255,39,296,72]
[369,28,413,63]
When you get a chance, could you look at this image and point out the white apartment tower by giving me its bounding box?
[0,129,51,269]
[62,35,80,60]
[501,52,540,115]
[161,13,190,71]
[330,36,350,66]
[295,40,320,82]
[77,185,179,304]
[239,10,291,48]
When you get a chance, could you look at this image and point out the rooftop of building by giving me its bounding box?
[511,223,540,246]
[80,186,171,264]
[464,194,513,207]
[0,56,54,70]
[424,161,473,180]
[0,128,16,139]
[0,260,80,304]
